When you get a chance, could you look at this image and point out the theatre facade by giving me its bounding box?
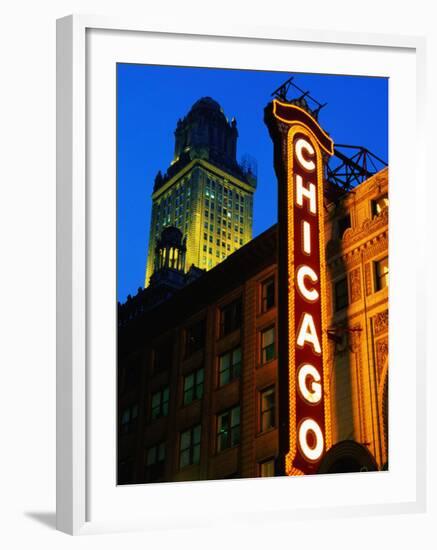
[117,164,388,484]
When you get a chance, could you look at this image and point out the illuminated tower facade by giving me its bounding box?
[145,97,257,287]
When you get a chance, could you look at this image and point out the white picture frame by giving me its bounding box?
[56,14,427,536]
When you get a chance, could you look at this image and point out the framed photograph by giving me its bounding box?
[56,15,426,535]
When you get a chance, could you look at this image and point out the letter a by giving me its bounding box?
[296,313,321,354]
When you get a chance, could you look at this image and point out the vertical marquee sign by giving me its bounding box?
[265,99,334,475]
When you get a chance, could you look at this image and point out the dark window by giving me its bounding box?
[220,299,242,336]
[260,387,275,432]
[335,277,349,311]
[183,368,204,405]
[259,458,275,477]
[372,194,389,217]
[218,347,241,386]
[179,425,201,469]
[120,403,138,435]
[145,443,166,483]
[217,406,240,452]
[261,277,275,312]
[375,257,389,291]
[261,326,275,364]
[151,387,169,420]
[337,215,351,239]
[185,319,205,357]
[153,341,173,373]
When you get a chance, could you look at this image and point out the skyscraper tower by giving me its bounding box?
[145,97,257,287]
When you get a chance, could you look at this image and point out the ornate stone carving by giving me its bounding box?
[373,310,389,336]
[341,207,388,249]
[365,262,372,296]
[375,338,389,381]
[349,267,362,303]
[349,324,362,353]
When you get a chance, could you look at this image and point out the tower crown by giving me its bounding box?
[173,96,238,168]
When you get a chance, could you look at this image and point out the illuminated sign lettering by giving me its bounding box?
[265,99,334,475]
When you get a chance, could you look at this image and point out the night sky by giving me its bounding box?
[117,64,388,303]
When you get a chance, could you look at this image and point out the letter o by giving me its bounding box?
[298,418,324,461]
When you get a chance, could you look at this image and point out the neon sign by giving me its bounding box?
[265,99,334,475]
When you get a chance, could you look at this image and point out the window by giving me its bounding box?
[375,256,389,291]
[372,194,388,217]
[334,277,349,311]
[120,403,138,435]
[145,442,166,482]
[337,214,351,239]
[217,406,240,452]
[183,368,204,405]
[151,387,169,420]
[179,425,201,468]
[259,458,275,477]
[260,387,275,432]
[261,277,275,312]
[261,326,275,364]
[220,299,242,336]
[218,347,241,386]
[185,319,205,357]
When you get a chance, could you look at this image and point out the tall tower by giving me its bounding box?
[145,97,257,287]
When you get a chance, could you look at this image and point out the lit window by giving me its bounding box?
[217,406,240,452]
[372,194,388,217]
[179,425,201,468]
[218,347,241,387]
[261,327,275,364]
[261,277,275,312]
[375,257,389,291]
[259,458,275,477]
[260,387,275,432]
[151,387,169,420]
[183,368,204,405]
[334,277,349,311]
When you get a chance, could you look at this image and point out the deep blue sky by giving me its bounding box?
[117,64,388,303]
